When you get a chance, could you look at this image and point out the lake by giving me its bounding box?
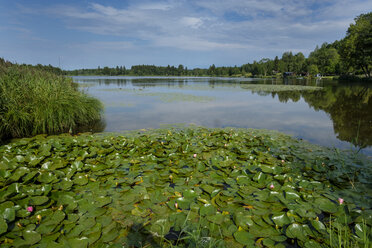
[73,76,372,156]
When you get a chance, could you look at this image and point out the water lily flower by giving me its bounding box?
[270,184,275,189]
[36,215,42,224]
[338,198,344,205]
[27,206,33,212]
[193,154,197,158]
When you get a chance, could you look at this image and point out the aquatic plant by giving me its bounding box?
[240,84,322,92]
[0,127,371,247]
[0,63,103,140]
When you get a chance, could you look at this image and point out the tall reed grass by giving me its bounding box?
[0,61,103,140]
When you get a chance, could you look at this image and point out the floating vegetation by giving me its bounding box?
[138,92,215,103]
[77,83,97,88]
[240,84,323,92]
[104,102,135,108]
[100,88,137,92]
[0,128,371,247]
[99,87,215,103]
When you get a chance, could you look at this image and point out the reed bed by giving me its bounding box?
[0,62,102,140]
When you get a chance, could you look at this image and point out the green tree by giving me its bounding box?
[294,52,305,73]
[308,43,340,75]
[340,12,372,78]
[273,56,279,72]
[308,64,319,76]
[281,52,294,72]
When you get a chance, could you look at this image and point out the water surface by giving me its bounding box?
[73,76,372,156]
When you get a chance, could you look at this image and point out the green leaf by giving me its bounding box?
[304,240,323,248]
[0,218,7,234]
[183,189,198,199]
[73,175,89,186]
[286,223,308,241]
[9,167,29,182]
[310,219,326,233]
[23,230,42,245]
[285,191,300,201]
[67,237,89,248]
[30,196,49,205]
[37,172,56,184]
[271,213,291,227]
[200,204,216,216]
[2,207,15,222]
[150,219,171,237]
[314,198,337,213]
[207,212,225,225]
[95,196,112,207]
[233,229,255,246]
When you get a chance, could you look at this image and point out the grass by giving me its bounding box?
[0,61,103,140]
[327,215,371,248]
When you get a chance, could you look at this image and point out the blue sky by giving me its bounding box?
[1,0,371,69]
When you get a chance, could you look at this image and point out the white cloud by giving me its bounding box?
[181,17,203,29]
[9,0,372,65]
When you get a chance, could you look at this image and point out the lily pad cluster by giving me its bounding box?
[0,128,371,247]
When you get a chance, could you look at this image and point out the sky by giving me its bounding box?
[1,0,371,70]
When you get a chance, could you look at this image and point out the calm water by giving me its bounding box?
[73,76,372,156]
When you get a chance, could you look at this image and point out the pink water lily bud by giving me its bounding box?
[270,184,275,189]
[27,206,33,212]
[338,198,344,205]
[281,160,285,163]
[193,154,197,158]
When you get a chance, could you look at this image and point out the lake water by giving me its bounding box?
[73,76,372,156]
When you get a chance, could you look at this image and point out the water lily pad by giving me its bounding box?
[23,230,42,245]
[233,229,255,246]
[310,219,326,233]
[30,196,49,205]
[0,218,7,234]
[286,223,307,241]
[37,172,56,184]
[9,167,29,182]
[67,237,89,248]
[200,204,216,216]
[2,207,15,222]
[271,213,291,227]
[73,175,89,186]
[150,219,171,236]
[207,212,225,224]
[95,196,112,207]
[314,198,337,213]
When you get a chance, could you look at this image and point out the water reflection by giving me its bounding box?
[249,83,372,149]
[304,84,372,148]
[73,76,372,155]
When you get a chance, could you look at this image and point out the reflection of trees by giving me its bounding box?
[302,85,372,148]
[267,85,372,147]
